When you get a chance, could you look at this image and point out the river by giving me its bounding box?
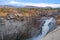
[27,17,57,40]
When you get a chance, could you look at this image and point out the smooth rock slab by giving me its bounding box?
[41,27,60,40]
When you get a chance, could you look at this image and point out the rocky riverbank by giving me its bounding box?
[41,26,60,40]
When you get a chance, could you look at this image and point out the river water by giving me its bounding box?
[27,17,57,40]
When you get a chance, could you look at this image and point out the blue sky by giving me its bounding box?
[0,0,60,8]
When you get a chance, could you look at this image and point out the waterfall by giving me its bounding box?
[27,17,57,40]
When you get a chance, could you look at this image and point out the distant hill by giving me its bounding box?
[22,6,52,8]
[22,6,40,8]
[0,5,53,8]
[0,5,17,8]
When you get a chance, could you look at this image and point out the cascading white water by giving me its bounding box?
[27,17,57,40]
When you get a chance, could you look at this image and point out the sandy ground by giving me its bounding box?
[41,26,60,40]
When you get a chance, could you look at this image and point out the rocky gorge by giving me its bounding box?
[0,8,60,40]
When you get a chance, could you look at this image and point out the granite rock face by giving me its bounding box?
[0,17,27,40]
[0,16,42,40]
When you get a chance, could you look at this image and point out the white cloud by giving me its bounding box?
[6,0,60,8]
[7,0,20,4]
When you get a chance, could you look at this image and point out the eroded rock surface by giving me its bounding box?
[0,16,42,40]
